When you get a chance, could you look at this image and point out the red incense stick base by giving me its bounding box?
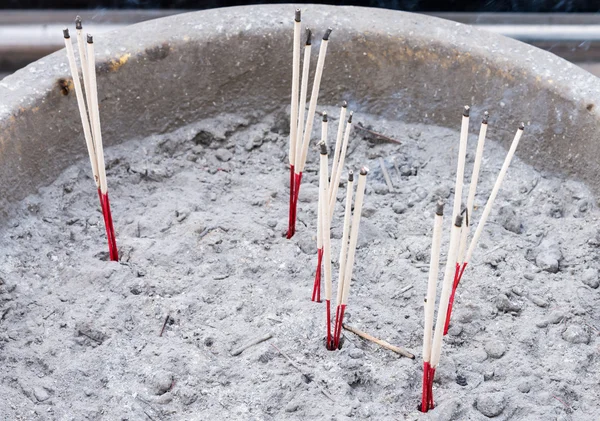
[98,189,118,262]
[286,172,303,239]
[421,361,431,412]
[286,165,296,239]
[443,262,467,335]
[312,248,323,302]
[332,304,347,350]
[325,299,335,350]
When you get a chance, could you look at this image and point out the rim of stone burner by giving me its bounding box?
[1,4,599,220]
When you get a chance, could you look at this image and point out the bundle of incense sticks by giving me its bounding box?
[331,167,368,350]
[312,105,354,302]
[63,18,118,261]
[286,9,333,239]
[420,108,525,412]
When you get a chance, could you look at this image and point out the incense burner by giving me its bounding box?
[1,5,600,218]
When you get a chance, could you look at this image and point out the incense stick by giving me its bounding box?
[329,101,348,202]
[287,28,313,239]
[75,16,94,128]
[318,142,333,348]
[421,200,444,412]
[427,214,464,409]
[312,113,328,302]
[333,171,354,349]
[333,167,368,349]
[62,28,99,188]
[328,112,353,221]
[296,28,332,174]
[286,10,302,240]
[456,111,489,266]
[443,112,489,335]
[295,28,313,164]
[86,34,119,261]
[451,106,470,223]
[335,171,354,309]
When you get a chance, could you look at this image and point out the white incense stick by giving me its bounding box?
[422,201,445,364]
[63,28,99,188]
[319,142,333,302]
[294,29,312,170]
[335,170,354,307]
[451,106,470,223]
[297,28,332,173]
[289,10,302,168]
[321,112,328,149]
[430,214,463,368]
[75,16,94,129]
[464,123,524,265]
[86,35,108,194]
[328,112,353,220]
[316,114,328,252]
[329,101,348,199]
[341,167,368,305]
[457,112,489,264]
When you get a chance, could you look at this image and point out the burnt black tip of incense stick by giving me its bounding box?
[295,9,301,22]
[348,170,354,182]
[87,34,93,44]
[342,100,348,108]
[360,166,369,176]
[461,206,469,226]
[322,112,328,122]
[63,28,70,39]
[305,28,312,45]
[435,200,444,216]
[319,141,328,155]
[323,28,333,41]
[463,105,470,117]
[454,214,463,227]
[519,122,525,130]
[482,111,489,124]
[348,111,354,123]
[75,16,82,30]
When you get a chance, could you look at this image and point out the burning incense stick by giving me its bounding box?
[421,200,444,412]
[312,113,328,302]
[75,16,93,125]
[444,122,524,334]
[318,142,333,348]
[328,112,353,220]
[329,101,348,199]
[289,28,332,237]
[333,167,368,349]
[86,34,119,261]
[443,112,489,335]
[427,214,463,410]
[287,27,312,239]
[63,28,99,188]
[286,9,302,240]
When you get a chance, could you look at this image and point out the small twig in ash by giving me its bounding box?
[230,333,273,356]
[552,395,572,411]
[159,315,170,337]
[353,123,402,145]
[270,343,335,402]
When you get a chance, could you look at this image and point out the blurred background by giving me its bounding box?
[1,1,600,79]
